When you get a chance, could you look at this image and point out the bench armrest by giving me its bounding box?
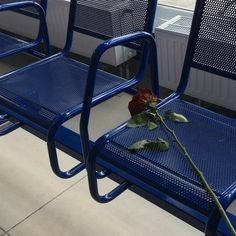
[0,1,50,55]
[80,31,158,158]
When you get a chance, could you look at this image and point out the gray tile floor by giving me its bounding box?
[0,129,201,236]
[0,53,204,236]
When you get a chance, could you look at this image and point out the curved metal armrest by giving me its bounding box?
[80,31,158,159]
[80,31,158,202]
[0,1,50,55]
[0,1,41,11]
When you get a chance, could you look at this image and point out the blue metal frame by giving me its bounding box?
[0,0,158,180]
[48,31,158,179]
[0,0,50,58]
[80,0,236,235]
[80,31,158,200]
[206,187,236,236]
[0,120,21,135]
[80,31,158,158]
[17,0,47,18]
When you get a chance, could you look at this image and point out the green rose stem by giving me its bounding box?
[156,112,236,236]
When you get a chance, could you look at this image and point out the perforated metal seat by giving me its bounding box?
[98,99,236,214]
[0,55,126,128]
[0,32,28,54]
[0,0,157,179]
[0,0,49,58]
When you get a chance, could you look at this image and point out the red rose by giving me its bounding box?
[128,99,147,117]
[128,88,158,116]
[133,88,158,102]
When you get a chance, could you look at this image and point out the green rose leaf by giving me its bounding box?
[128,139,150,152]
[156,138,169,151]
[148,101,157,108]
[147,120,158,130]
[145,138,169,152]
[127,113,148,128]
[128,138,169,152]
[164,110,189,123]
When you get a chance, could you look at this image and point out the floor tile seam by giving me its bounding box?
[0,227,10,236]
[6,174,87,233]
[1,232,10,236]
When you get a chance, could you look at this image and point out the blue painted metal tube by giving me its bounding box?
[175,0,206,97]
[0,1,50,57]
[0,113,8,120]
[47,115,86,179]
[96,169,111,179]
[205,187,236,236]
[0,53,62,81]
[0,41,41,59]
[46,107,109,179]
[0,100,85,179]
[80,31,158,202]
[144,0,158,33]
[62,0,77,55]
[47,135,86,179]
[80,31,157,160]
[0,103,48,135]
[40,0,47,13]
[11,0,48,19]
[87,139,131,203]
[0,120,21,136]
[27,47,50,59]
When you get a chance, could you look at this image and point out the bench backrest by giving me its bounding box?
[64,0,157,51]
[178,0,236,94]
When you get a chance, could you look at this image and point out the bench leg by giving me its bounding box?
[47,136,86,178]
[205,207,221,236]
[47,125,86,179]
[87,147,131,203]
[0,113,21,135]
[205,189,236,236]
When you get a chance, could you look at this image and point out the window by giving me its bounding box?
[159,0,196,10]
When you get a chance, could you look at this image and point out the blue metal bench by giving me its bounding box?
[80,0,236,235]
[0,0,50,58]
[0,0,158,178]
